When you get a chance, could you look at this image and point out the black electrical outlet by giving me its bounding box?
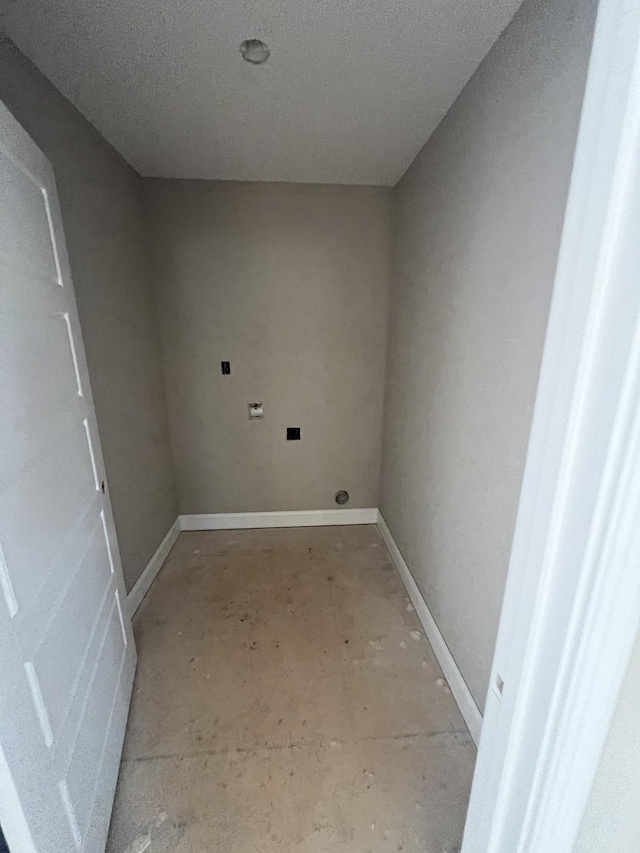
[287,427,301,440]
[221,361,231,375]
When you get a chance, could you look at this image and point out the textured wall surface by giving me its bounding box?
[380,0,596,711]
[0,37,178,592]
[144,180,392,514]
[575,631,640,852]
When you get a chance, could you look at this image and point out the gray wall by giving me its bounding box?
[574,631,640,852]
[380,0,596,710]
[0,37,178,592]
[144,180,392,515]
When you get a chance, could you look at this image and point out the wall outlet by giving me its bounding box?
[287,427,301,440]
[248,402,263,419]
[221,361,230,375]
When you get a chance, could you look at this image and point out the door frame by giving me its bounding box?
[462,0,640,849]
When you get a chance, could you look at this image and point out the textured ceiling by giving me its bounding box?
[1,0,522,185]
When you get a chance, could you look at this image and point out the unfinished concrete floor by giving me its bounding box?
[107,525,475,853]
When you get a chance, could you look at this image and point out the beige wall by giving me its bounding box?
[380,0,596,710]
[575,631,640,852]
[144,180,392,515]
[0,37,178,592]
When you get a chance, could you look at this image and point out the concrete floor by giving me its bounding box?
[107,525,475,853]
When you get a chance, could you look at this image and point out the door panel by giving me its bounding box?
[0,424,99,609]
[0,146,58,278]
[0,101,136,853]
[29,517,114,735]
[0,313,79,428]
[65,597,128,837]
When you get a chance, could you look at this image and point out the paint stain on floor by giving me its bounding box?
[107,525,475,852]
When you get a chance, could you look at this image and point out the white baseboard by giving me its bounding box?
[377,511,483,745]
[179,508,378,531]
[126,517,181,618]
[127,508,482,744]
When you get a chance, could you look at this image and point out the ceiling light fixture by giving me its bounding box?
[240,38,270,65]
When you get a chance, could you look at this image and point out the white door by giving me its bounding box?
[0,102,136,852]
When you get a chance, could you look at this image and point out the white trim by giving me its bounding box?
[133,506,483,743]
[377,511,483,745]
[126,507,377,615]
[179,508,378,530]
[462,0,640,849]
[126,518,181,617]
